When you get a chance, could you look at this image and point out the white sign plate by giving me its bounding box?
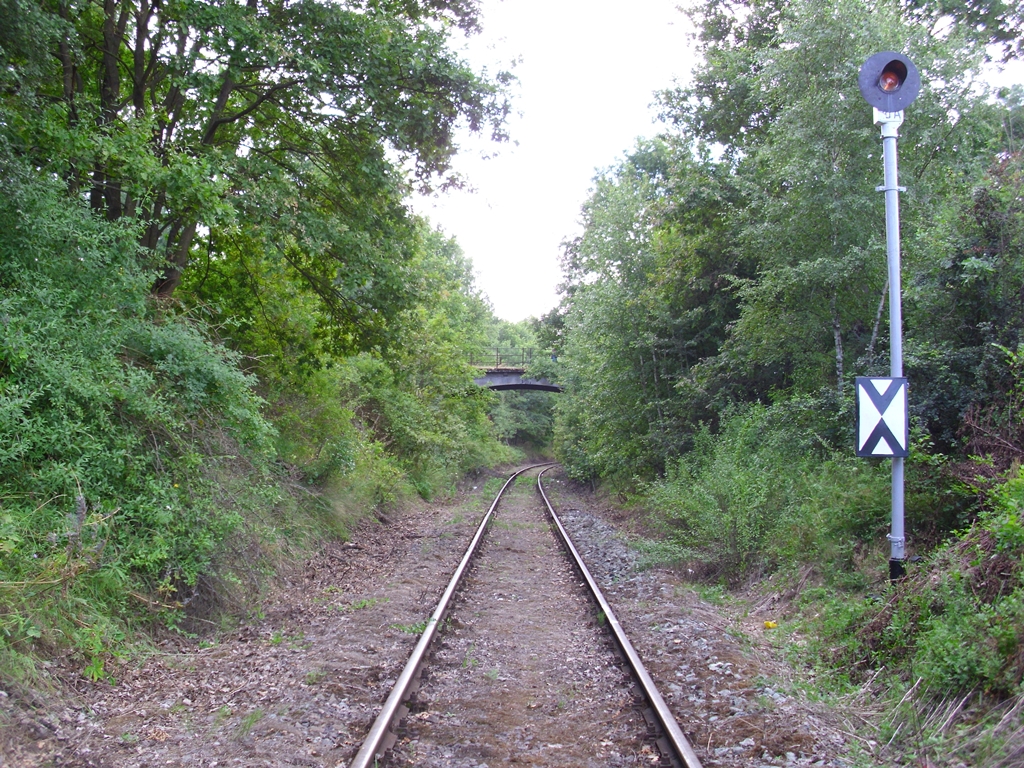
[856,377,909,458]
[873,108,904,127]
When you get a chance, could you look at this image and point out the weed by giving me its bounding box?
[725,626,753,647]
[462,644,478,669]
[696,583,730,605]
[235,709,264,739]
[393,620,430,635]
[304,669,327,685]
[339,597,386,612]
[82,655,111,683]
[480,477,506,498]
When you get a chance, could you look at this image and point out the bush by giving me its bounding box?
[644,401,891,578]
[801,470,1024,697]
[0,155,275,679]
[335,353,512,500]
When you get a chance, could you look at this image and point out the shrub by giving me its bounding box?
[0,154,275,678]
[802,470,1024,697]
[644,401,891,578]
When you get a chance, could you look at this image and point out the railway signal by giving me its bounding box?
[858,52,920,113]
[858,51,920,582]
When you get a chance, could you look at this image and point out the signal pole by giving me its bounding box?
[879,107,907,580]
[857,52,920,581]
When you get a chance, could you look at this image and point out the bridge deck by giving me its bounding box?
[473,369,561,393]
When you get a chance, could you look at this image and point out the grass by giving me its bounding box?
[392,619,431,635]
[338,597,386,612]
[695,583,731,605]
[235,709,264,739]
[442,476,506,524]
[304,669,327,685]
[480,476,508,498]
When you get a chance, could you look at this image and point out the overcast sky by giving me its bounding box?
[413,0,696,322]
[414,1,1024,323]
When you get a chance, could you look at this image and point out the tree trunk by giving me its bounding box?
[866,277,889,366]
[831,294,844,397]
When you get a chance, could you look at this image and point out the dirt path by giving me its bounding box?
[0,468,870,768]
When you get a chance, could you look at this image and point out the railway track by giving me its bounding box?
[348,464,704,768]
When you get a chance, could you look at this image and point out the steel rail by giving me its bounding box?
[536,467,705,768]
[348,463,555,768]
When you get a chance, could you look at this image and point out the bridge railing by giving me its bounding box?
[468,348,538,369]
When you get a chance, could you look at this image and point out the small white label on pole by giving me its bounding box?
[873,108,904,127]
[856,377,909,457]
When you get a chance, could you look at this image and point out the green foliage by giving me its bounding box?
[554,141,729,484]
[0,0,518,701]
[644,401,892,576]
[544,0,1024,759]
[3,0,511,310]
[185,205,516,498]
[906,150,1024,451]
[331,233,510,495]
[904,0,1024,60]
[554,0,1024,553]
[336,352,508,500]
[478,319,556,451]
[490,390,555,448]
[801,472,1024,698]
[0,152,278,677]
[984,475,1024,552]
[0,152,516,690]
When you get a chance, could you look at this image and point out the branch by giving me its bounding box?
[201,78,303,145]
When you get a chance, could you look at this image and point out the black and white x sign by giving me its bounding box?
[855,377,909,458]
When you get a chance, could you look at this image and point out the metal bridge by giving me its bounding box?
[470,348,562,393]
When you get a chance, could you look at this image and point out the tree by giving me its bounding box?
[903,0,1024,60]
[3,0,510,352]
[659,0,790,154]
[555,142,695,482]
[554,0,1020,486]
[670,0,996,401]
[906,135,1024,449]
